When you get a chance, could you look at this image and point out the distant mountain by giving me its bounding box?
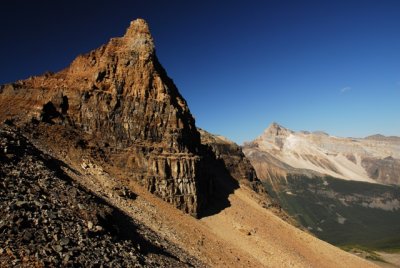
[244,122,400,185]
[365,134,400,144]
[243,123,400,250]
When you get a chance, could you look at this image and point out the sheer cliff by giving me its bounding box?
[0,19,209,217]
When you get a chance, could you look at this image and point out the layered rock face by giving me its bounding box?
[0,126,204,267]
[0,19,209,217]
[244,122,400,185]
[198,129,265,193]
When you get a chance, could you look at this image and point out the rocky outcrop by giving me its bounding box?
[361,156,400,185]
[0,126,205,267]
[198,128,265,193]
[0,19,210,217]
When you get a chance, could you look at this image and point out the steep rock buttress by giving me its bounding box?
[0,19,210,217]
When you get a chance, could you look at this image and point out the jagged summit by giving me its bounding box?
[1,18,195,148]
[270,122,283,128]
[250,122,293,151]
[263,122,292,136]
[0,18,208,217]
[123,18,155,57]
[64,18,160,97]
[126,18,151,35]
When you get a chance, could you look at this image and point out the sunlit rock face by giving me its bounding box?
[0,19,211,217]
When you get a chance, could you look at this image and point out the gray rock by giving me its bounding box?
[59,238,69,246]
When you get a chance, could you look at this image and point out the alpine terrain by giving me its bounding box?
[0,19,377,267]
[243,123,400,256]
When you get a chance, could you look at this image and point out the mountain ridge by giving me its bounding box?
[244,122,400,144]
[244,122,400,185]
[243,122,400,254]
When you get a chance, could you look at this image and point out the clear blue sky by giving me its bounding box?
[1,0,399,144]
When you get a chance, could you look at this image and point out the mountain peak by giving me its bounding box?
[264,122,292,136]
[126,18,151,35]
[0,18,207,217]
[249,122,293,150]
[61,19,159,97]
[124,19,154,53]
[67,19,155,75]
[269,121,284,129]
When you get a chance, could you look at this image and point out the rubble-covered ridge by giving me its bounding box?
[0,126,204,267]
[0,19,211,217]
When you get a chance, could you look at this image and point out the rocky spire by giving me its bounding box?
[123,18,155,59]
[0,19,210,217]
[125,18,151,37]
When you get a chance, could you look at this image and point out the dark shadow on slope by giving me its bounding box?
[92,196,180,261]
[199,145,240,218]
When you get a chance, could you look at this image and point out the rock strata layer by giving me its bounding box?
[0,126,204,267]
[198,128,266,194]
[0,19,210,217]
